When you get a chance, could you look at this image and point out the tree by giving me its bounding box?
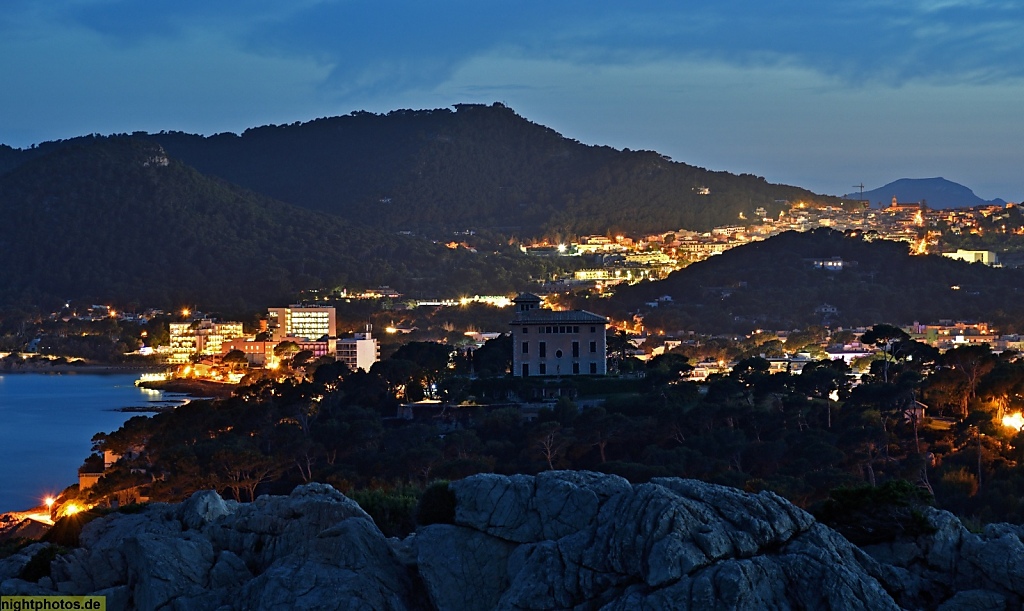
[938,344,997,418]
[222,349,249,371]
[473,334,512,376]
[532,422,572,470]
[860,324,911,383]
[607,330,632,367]
[646,352,693,387]
[273,341,301,362]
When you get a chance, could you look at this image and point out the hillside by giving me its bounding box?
[610,229,1024,333]
[844,177,1006,209]
[0,138,561,307]
[1,104,839,238]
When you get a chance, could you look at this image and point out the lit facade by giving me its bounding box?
[168,320,246,364]
[941,249,1000,266]
[221,338,334,367]
[510,293,608,377]
[268,306,337,341]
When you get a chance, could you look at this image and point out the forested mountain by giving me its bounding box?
[1,104,839,238]
[0,138,562,307]
[609,229,1024,333]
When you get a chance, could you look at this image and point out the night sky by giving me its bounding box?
[2,1,1022,200]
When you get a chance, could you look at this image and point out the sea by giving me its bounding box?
[0,373,187,513]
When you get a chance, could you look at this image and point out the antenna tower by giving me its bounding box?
[852,183,866,200]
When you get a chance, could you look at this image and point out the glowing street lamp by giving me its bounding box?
[44,496,55,510]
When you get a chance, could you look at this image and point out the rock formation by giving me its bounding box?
[1,472,1022,610]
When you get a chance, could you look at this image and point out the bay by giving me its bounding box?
[0,373,184,513]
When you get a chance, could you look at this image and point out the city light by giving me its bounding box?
[44,496,54,508]
[1002,412,1024,431]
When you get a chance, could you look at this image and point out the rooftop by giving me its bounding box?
[513,309,608,324]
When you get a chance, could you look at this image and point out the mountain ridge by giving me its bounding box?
[843,177,1006,209]
[0,103,840,237]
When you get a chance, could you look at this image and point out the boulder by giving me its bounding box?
[236,517,421,610]
[7,474,1024,609]
[414,472,900,609]
[123,532,215,611]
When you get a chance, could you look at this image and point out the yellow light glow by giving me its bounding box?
[44,496,55,508]
[385,326,398,334]
[62,503,82,517]
[108,309,117,318]
[181,308,191,317]
[1002,412,1024,431]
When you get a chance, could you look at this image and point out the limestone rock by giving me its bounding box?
[416,524,515,611]
[123,532,215,611]
[180,489,237,531]
[205,482,373,572]
[862,506,1024,608]
[0,542,50,582]
[421,472,900,610]
[237,517,420,611]
[8,474,1024,609]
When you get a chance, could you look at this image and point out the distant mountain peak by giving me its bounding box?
[843,177,1005,209]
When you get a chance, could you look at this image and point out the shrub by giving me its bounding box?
[349,487,420,538]
[19,545,66,582]
[416,481,456,526]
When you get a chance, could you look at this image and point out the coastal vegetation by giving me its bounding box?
[67,332,1024,535]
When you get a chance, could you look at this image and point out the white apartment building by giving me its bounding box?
[941,249,1000,267]
[337,331,380,372]
[510,293,608,377]
[267,306,337,341]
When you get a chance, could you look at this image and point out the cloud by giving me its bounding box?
[0,12,334,145]
[1,1,1021,197]
[393,51,1024,198]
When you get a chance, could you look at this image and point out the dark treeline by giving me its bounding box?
[76,333,1024,534]
[0,138,570,308]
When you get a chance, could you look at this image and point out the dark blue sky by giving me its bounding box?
[2,1,1021,199]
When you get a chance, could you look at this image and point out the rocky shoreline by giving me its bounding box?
[2,471,1023,610]
[135,379,236,399]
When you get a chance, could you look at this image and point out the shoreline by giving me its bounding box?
[0,363,167,375]
[137,378,237,399]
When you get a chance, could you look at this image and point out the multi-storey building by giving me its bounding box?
[941,249,1000,266]
[167,319,246,364]
[337,331,380,372]
[267,306,337,342]
[220,337,334,367]
[510,293,608,377]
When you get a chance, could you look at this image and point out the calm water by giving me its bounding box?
[0,373,185,513]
